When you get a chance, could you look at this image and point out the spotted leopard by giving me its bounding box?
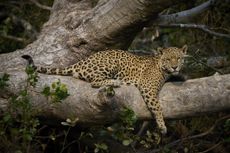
[22,45,188,134]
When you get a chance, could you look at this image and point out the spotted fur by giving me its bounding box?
[22,45,188,134]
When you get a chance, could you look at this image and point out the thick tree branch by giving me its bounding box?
[155,0,215,24]
[156,23,230,39]
[0,0,187,72]
[0,71,229,124]
[67,0,186,54]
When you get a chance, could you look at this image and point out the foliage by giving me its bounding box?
[25,65,39,87]
[76,107,139,152]
[104,86,116,97]
[118,107,137,126]
[42,79,70,103]
[0,75,39,152]
[108,107,138,146]
[0,0,53,53]
[94,143,108,153]
[224,119,230,143]
[0,59,72,152]
[61,118,79,127]
[0,73,10,89]
[140,130,161,148]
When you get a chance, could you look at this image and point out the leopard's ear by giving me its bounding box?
[157,47,164,55]
[182,45,188,54]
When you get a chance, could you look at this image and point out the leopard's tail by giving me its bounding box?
[21,55,36,69]
[21,55,74,76]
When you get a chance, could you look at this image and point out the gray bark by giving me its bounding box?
[0,72,229,124]
[155,0,215,24]
[0,0,229,124]
[0,0,186,71]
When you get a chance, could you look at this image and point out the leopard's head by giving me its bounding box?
[158,45,188,75]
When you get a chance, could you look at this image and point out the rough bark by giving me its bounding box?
[155,0,215,24]
[0,72,229,124]
[0,0,229,124]
[66,0,186,52]
[0,0,187,72]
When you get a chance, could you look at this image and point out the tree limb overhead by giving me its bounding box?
[156,23,230,39]
[155,0,215,24]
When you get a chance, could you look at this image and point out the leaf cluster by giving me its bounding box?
[25,65,38,87]
[0,0,54,53]
[0,83,39,152]
[42,79,70,103]
[0,73,10,89]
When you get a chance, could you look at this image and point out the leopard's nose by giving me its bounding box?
[172,66,178,70]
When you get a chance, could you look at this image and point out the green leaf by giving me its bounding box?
[95,143,108,151]
[42,86,51,97]
[3,114,11,122]
[49,135,56,141]
[25,65,38,86]
[94,148,99,153]
[122,139,133,146]
[224,137,230,143]
[25,65,35,74]
[2,73,10,81]
[100,143,108,150]
[51,82,56,89]
[119,107,137,126]
[24,133,33,141]
[45,80,70,103]
[61,122,70,126]
[0,73,10,89]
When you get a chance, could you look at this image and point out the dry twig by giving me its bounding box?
[138,114,230,153]
[1,34,26,42]
[156,23,230,39]
[30,0,51,11]
[198,142,222,153]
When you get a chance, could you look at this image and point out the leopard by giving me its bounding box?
[22,45,188,134]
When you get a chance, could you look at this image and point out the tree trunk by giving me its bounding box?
[0,0,229,124]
